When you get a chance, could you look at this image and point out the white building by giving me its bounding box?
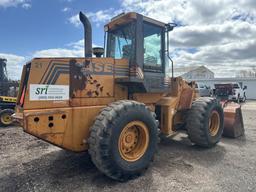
[181,66,214,80]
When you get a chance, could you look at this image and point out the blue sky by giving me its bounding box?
[0,0,116,56]
[0,0,256,79]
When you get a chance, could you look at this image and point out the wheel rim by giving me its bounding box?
[118,121,149,162]
[209,110,220,136]
[1,113,12,125]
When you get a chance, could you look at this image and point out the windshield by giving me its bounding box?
[107,22,135,60]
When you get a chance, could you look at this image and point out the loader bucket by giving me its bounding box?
[222,102,244,138]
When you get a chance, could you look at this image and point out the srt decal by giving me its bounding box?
[30,84,69,101]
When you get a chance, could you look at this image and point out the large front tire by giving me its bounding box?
[88,100,158,181]
[186,97,224,147]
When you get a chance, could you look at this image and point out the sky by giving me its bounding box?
[0,0,256,79]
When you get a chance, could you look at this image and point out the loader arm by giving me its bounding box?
[156,77,196,135]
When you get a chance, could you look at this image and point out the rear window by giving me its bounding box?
[233,84,239,88]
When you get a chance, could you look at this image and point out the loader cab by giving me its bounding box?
[104,12,171,93]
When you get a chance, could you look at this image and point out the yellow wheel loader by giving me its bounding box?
[0,96,16,127]
[13,12,243,181]
[0,58,18,127]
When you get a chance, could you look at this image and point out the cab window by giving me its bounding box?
[107,22,135,60]
[143,22,164,72]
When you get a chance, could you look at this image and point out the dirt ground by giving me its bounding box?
[0,101,256,192]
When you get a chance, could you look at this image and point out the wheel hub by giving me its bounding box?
[209,110,220,136]
[125,134,134,144]
[118,121,149,162]
[1,113,12,124]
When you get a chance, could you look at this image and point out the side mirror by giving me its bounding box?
[243,85,247,90]
[165,23,177,32]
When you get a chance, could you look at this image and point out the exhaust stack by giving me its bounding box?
[79,12,92,57]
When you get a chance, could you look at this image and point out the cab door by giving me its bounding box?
[143,21,167,93]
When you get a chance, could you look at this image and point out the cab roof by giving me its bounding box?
[104,12,166,31]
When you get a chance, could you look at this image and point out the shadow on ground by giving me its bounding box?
[0,132,234,192]
[1,102,254,192]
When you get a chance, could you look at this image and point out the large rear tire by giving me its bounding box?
[186,97,224,147]
[0,109,14,127]
[88,100,158,181]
